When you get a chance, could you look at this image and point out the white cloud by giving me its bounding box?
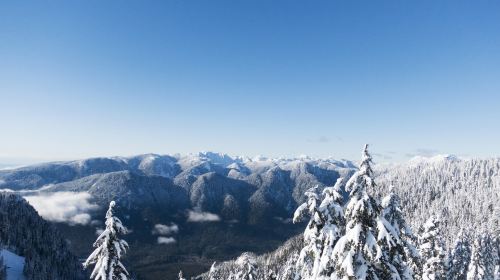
[152,223,179,235]
[157,236,176,245]
[187,210,221,222]
[24,192,98,225]
[71,213,92,225]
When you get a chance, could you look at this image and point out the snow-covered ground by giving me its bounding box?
[0,249,26,280]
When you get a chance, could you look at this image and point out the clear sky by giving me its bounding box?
[1,0,499,163]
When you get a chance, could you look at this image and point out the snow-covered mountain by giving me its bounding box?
[0,153,355,224]
[0,153,355,279]
[373,156,500,246]
[1,152,498,279]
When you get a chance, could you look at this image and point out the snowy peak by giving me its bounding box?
[0,152,357,227]
[406,154,460,166]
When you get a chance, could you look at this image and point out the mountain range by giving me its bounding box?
[1,152,498,279]
[0,152,355,279]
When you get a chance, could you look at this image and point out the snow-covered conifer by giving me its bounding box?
[232,252,259,280]
[378,191,414,280]
[83,201,130,280]
[447,231,472,280]
[293,186,325,279]
[317,178,345,277]
[178,270,186,280]
[330,144,382,279]
[419,216,446,280]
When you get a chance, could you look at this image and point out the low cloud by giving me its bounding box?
[24,192,98,225]
[187,210,221,222]
[152,223,179,235]
[157,236,176,245]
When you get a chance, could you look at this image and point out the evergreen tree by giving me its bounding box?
[293,186,325,279]
[467,233,496,280]
[447,232,472,280]
[232,253,259,280]
[419,216,446,280]
[385,191,421,278]
[378,191,414,280]
[330,144,383,279]
[83,201,130,280]
[317,178,345,277]
[178,270,186,280]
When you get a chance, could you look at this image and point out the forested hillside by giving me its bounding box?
[374,156,500,246]
[0,193,85,280]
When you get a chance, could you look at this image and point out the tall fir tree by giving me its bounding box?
[330,144,384,279]
[419,216,446,280]
[293,186,325,279]
[378,191,415,280]
[84,201,130,280]
[447,231,472,280]
[317,178,345,277]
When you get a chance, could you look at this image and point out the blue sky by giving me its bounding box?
[1,0,499,163]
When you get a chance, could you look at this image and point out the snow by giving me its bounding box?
[293,203,308,223]
[0,249,26,280]
[406,154,460,166]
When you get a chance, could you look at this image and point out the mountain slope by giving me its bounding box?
[0,153,354,223]
[0,153,355,280]
[373,156,500,246]
[0,192,85,280]
[46,170,189,210]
